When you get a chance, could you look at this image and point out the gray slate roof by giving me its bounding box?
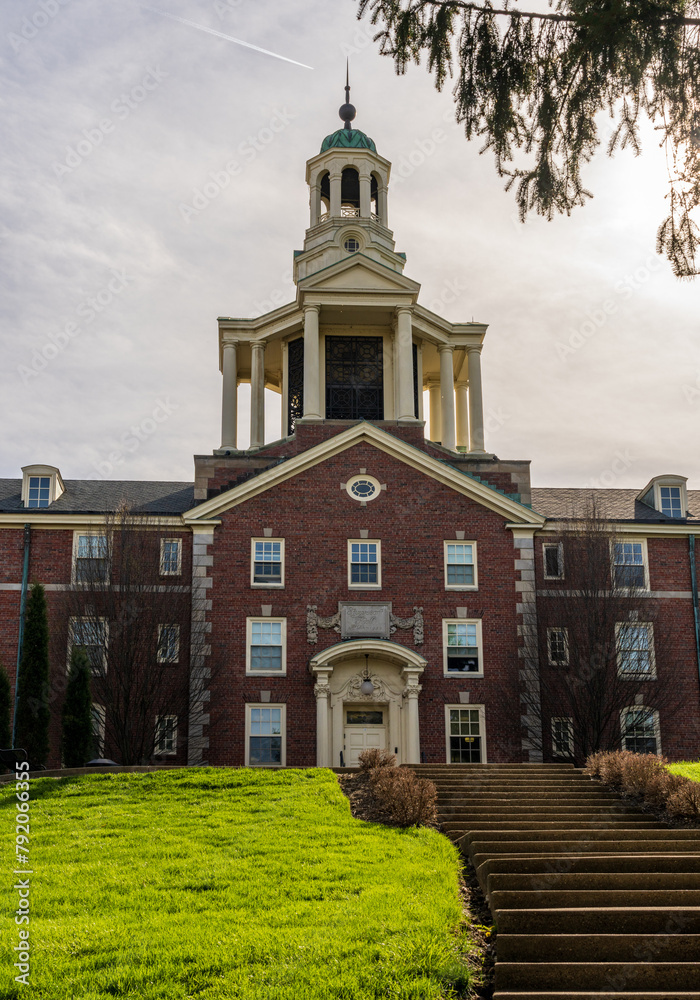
[531,487,700,523]
[0,480,195,515]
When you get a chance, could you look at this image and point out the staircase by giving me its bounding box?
[410,763,700,999]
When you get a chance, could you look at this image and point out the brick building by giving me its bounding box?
[2,98,699,768]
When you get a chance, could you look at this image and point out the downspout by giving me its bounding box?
[11,524,32,747]
[690,534,700,694]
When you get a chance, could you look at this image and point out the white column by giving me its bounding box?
[378,185,387,226]
[330,172,341,217]
[314,682,331,767]
[404,686,421,764]
[250,342,265,449]
[395,308,415,421]
[455,380,469,450]
[359,172,371,218]
[302,305,322,419]
[427,378,441,443]
[438,345,456,452]
[310,184,320,227]
[467,347,485,453]
[220,339,238,450]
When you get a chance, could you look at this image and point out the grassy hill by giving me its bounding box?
[1,768,473,999]
[668,761,700,782]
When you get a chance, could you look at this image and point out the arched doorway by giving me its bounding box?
[309,639,427,767]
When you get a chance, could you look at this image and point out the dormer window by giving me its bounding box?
[637,475,687,519]
[21,465,65,509]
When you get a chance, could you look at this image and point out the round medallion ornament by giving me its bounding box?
[346,475,381,502]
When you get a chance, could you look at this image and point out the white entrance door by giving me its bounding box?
[344,707,386,767]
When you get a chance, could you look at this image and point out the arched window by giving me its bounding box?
[319,172,330,219]
[341,167,360,217]
[371,174,379,220]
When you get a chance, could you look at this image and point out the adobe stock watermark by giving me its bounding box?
[8,0,73,54]
[178,107,297,223]
[583,449,635,488]
[555,255,662,362]
[682,371,700,405]
[17,268,135,384]
[90,398,179,479]
[13,760,32,986]
[52,67,168,179]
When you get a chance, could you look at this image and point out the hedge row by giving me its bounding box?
[585,750,700,820]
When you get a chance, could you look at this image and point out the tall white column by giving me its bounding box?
[220,339,238,450]
[439,345,456,452]
[310,184,320,227]
[250,342,265,449]
[330,171,341,217]
[359,172,371,218]
[455,380,469,451]
[467,347,485,453]
[404,686,421,764]
[427,378,441,443]
[302,305,322,419]
[395,308,415,421]
[378,186,387,226]
[314,682,331,767]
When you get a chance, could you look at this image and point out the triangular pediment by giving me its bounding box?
[184,423,544,527]
[298,254,420,296]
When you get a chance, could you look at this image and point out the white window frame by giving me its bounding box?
[160,538,182,576]
[551,717,574,757]
[442,619,484,677]
[154,715,178,756]
[347,539,382,590]
[21,464,64,508]
[444,704,487,764]
[547,627,570,666]
[620,706,661,755]
[245,703,286,767]
[245,617,287,675]
[68,616,109,676]
[443,541,478,591]
[250,538,285,588]
[611,537,650,592]
[615,622,656,679]
[637,476,688,519]
[91,703,106,757]
[543,542,564,580]
[71,531,110,586]
[157,624,180,664]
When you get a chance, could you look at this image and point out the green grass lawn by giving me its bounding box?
[668,761,700,782]
[1,769,473,999]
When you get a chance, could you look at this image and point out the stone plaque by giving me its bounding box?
[340,602,391,640]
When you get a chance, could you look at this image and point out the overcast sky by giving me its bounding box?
[2,0,698,492]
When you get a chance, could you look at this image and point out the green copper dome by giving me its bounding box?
[320,128,377,153]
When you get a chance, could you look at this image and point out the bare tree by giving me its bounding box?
[519,503,684,765]
[55,504,211,766]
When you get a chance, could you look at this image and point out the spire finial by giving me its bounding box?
[339,60,356,132]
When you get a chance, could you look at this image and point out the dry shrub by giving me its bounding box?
[643,769,685,809]
[371,767,438,827]
[619,752,668,797]
[357,748,396,773]
[667,781,700,820]
[584,751,607,779]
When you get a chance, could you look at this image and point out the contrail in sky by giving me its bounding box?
[139,5,313,69]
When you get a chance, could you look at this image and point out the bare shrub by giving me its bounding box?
[586,749,700,820]
[371,767,438,827]
[357,748,396,773]
[644,769,685,809]
[619,752,668,797]
[667,781,700,820]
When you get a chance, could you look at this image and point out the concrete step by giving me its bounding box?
[497,932,700,962]
[441,819,662,831]
[488,872,700,895]
[495,961,700,992]
[471,848,700,867]
[437,802,646,812]
[465,828,698,842]
[479,855,700,880]
[491,889,700,910]
[497,907,700,935]
[494,994,700,1000]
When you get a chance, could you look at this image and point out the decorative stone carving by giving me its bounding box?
[307,603,424,644]
[345,672,388,702]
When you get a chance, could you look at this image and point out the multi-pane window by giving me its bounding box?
[74,534,109,584]
[252,540,283,586]
[157,625,180,664]
[444,542,477,589]
[27,476,51,508]
[447,707,483,763]
[612,541,647,590]
[621,708,659,755]
[659,486,683,518]
[160,539,181,576]
[444,621,482,674]
[547,627,569,665]
[348,541,381,588]
[543,543,564,580]
[91,704,106,757]
[247,619,285,673]
[154,715,177,755]
[552,717,574,757]
[248,706,284,765]
[69,618,108,676]
[616,623,655,676]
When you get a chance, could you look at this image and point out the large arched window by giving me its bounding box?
[319,172,330,219]
[341,167,360,217]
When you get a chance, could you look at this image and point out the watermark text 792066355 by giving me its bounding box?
[13,760,32,986]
